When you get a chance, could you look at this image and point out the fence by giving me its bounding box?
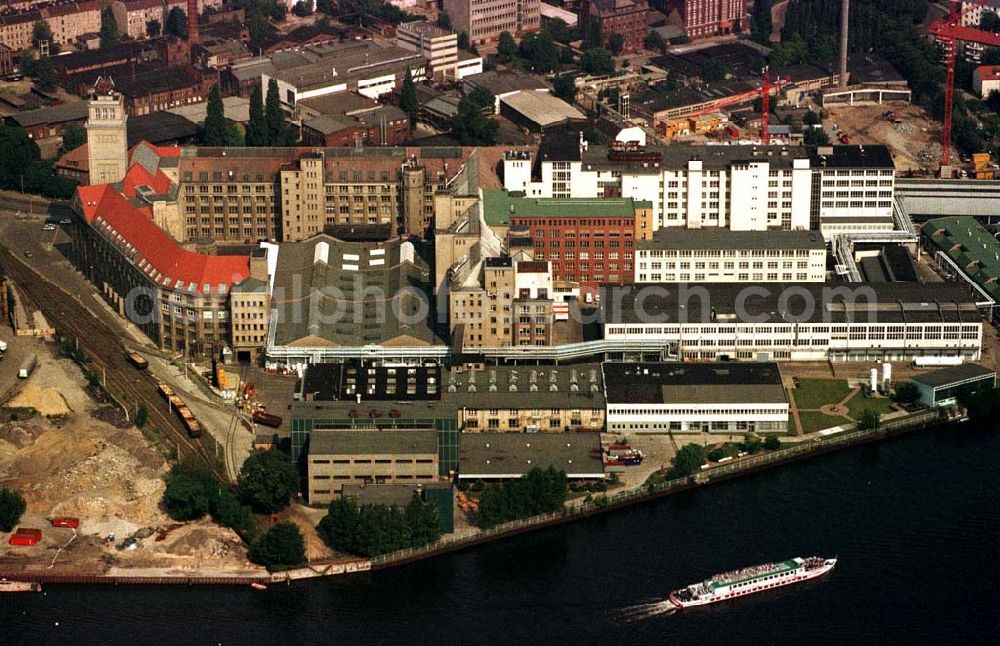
[369,410,940,568]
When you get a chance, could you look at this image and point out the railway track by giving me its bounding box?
[0,246,227,481]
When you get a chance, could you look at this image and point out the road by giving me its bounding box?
[0,207,231,481]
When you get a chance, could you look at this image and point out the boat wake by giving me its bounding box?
[613,599,677,623]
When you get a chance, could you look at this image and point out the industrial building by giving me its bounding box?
[601,282,984,363]
[634,229,827,283]
[604,362,789,434]
[921,216,1000,314]
[457,433,605,481]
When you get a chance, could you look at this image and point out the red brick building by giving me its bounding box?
[654,0,746,40]
[579,0,649,53]
[512,214,636,297]
[301,106,410,148]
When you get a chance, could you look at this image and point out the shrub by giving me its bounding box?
[0,487,27,532]
[237,450,300,513]
[248,521,306,569]
[764,435,782,451]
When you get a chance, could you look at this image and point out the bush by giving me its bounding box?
[764,435,782,451]
[0,487,27,532]
[668,444,706,478]
[858,409,881,431]
[316,493,442,557]
[893,382,921,405]
[476,466,567,529]
[135,403,148,428]
[237,450,300,513]
[212,488,257,538]
[248,521,306,569]
[162,472,214,521]
[707,448,726,462]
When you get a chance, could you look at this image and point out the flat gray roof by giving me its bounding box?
[604,362,787,405]
[639,229,826,252]
[458,433,604,479]
[309,428,438,456]
[500,91,586,128]
[910,364,996,389]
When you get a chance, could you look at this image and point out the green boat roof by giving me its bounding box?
[709,559,799,589]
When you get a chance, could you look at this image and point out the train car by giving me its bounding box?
[126,351,149,370]
[252,410,283,428]
[157,382,175,399]
[175,405,202,438]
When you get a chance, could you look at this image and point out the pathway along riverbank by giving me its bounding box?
[3,409,946,586]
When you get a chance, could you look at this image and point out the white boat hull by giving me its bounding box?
[669,558,836,608]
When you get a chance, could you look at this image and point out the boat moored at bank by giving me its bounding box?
[669,557,836,608]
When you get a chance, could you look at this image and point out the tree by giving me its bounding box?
[211,488,257,537]
[858,409,881,431]
[400,68,419,134]
[518,32,560,73]
[162,472,213,521]
[804,127,831,145]
[458,31,470,51]
[982,12,1000,32]
[135,403,149,428]
[0,487,26,532]
[0,126,41,190]
[203,84,227,146]
[804,109,822,126]
[750,0,773,45]
[476,467,567,529]
[246,83,267,146]
[224,122,245,147]
[292,0,313,17]
[497,31,517,64]
[147,19,162,38]
[763,435,782,451]
[701,59,730,82]
[18,49,37,77]
[166,7,188,39]
[545,18,572,44]
[893,382,921,405]
[552,74,576,103]
[237,449,299,513]
[248,521,306,569]
[34,57,57,92]
[607,32,625,56]
[100,7,119,49]
[668,443,706,478]
[580,48,614,76]
[59,123,86,156]
[436,11,451,30]
[450,91,497,145]
[32,20,60,55]
[317,497,362,554]
[644,30,665,53]
[769,38,808,66]
[265,78,289,146]
[405,494,442,548]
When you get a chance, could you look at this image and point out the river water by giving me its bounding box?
[3,426,998,645]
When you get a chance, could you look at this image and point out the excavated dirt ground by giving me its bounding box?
[0,346,249,575]
[825,103,943,172]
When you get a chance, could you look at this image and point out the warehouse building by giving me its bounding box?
[604,362,789,434]
[909,364,996,409]
[458,433,605,481]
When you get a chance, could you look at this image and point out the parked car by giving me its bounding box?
[42,223,56,231]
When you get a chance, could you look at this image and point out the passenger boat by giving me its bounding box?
[669,556,836,608]
[0,578,42,593]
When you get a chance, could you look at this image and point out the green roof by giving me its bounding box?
[481,189,638,226]
[923,216,1000,299]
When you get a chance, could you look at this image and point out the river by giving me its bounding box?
[3,426,998,645]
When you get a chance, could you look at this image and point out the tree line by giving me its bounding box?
[317,494,442,557]
[476,466,568,529]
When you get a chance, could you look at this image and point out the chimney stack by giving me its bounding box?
[838,0,849,88]
[187,0,199,47]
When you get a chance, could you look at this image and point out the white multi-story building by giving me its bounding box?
[634,229,827,283]
[601,282,983,363]
[396,21,483,81]
[442,0,541,46]
[503,142,896,238]
[603,362,790,434]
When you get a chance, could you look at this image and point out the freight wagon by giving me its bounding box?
[252,410,283,428]
[126,351,149,369]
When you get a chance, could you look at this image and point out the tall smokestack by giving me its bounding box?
[187,0,199,47]
[838,0,849,88]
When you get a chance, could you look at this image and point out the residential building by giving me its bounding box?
[634,229,827,283]
[578,0,649,53]
[601,282,984,363]
[481,189,648,297]
[306,429,440,499]
[502,140,897,238]
[603,362,789,434]
[0,43,14,77]
[908,364,996,409]
[442,0,541,46]
[111,0,168,40]
[0,2,102,51]
[396,20,479,82]
[653,0,746,40]
[458,433,605,481]
[972,65,1000,99]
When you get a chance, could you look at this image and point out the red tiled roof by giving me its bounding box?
[77,184,249,295]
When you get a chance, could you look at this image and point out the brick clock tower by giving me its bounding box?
[86,76,128,185]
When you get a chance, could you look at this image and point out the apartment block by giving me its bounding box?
[578,0,648,53]
[653,0,746,40]
[0,1,101,51]
[442,0,541,46]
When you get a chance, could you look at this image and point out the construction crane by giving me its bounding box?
[659,68,789,142]
[928,0,1000,168]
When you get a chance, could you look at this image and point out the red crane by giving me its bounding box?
[928,0,1000,168]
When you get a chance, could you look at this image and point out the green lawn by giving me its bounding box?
[792,379,853,410]
[797,411,849,434]
[845,395,897,421]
